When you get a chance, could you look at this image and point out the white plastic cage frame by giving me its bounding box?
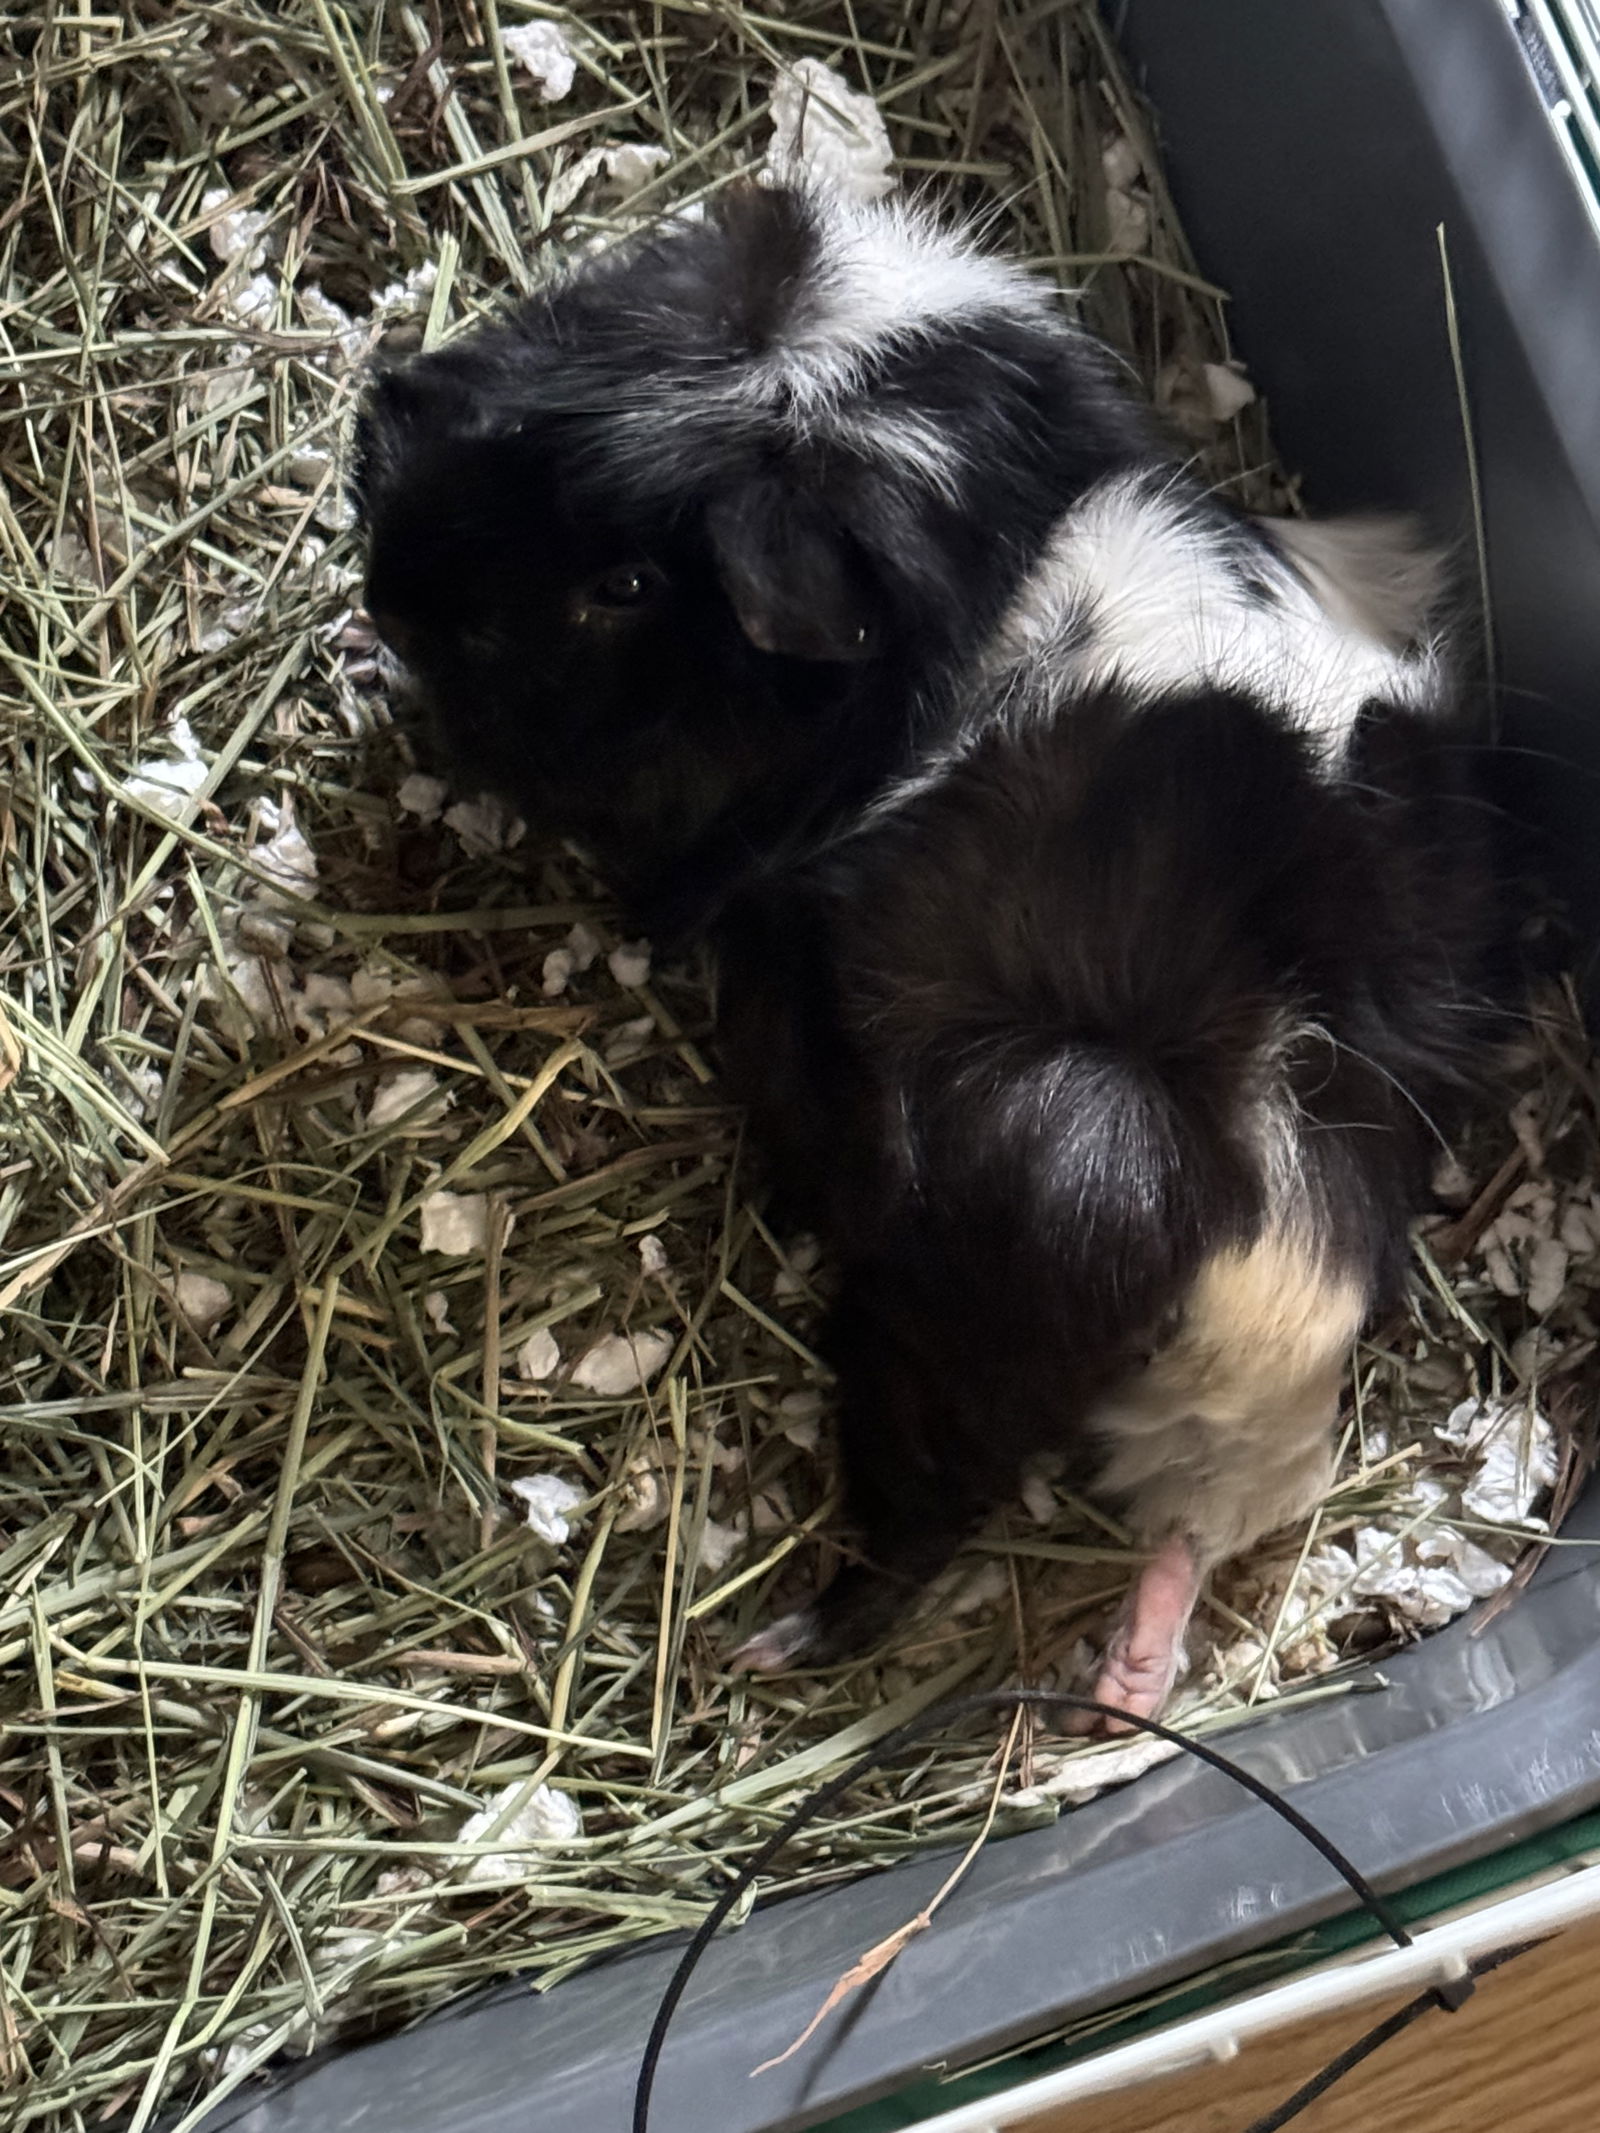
[911,1855,1600,2133]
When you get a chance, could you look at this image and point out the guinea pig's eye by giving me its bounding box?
[585,562,665,612]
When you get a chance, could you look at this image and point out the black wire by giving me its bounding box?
[1242,2000,1431,2133]
[1240,1938,1541,2133]
[632,1686,1420,2133]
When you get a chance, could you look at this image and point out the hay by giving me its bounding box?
[0,4,1594,2127]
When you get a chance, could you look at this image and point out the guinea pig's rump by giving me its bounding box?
[1088,1227,1363,1564]
[740,675,1497,1702]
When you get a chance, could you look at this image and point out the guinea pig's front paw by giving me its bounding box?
[727,1606,823,1676]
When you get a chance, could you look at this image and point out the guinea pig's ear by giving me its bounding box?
[353,362,489,511]
[705,475,878,664]
[352,369,438,506]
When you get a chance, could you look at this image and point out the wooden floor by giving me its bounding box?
[1023,1914,1600,2133]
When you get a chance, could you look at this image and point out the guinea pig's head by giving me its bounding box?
[354,182,1141,915]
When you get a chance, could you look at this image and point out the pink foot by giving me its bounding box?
[1080,1536,1202,1735]
[727,1606,821,1676]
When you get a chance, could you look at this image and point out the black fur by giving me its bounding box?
[354,184,1505,1670]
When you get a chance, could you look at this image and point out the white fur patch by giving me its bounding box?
[992,471,1441,762]
[1261,512,1448,651]
[762,189,1053,419]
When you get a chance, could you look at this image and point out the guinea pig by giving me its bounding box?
[355,181,1502,1726]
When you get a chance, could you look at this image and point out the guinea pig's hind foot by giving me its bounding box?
[726,1553,933,1676]
[1074,1534,1201,1737]
[727,1606,824,1676]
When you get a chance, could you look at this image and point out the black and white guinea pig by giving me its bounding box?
[355,181,1503,1726]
